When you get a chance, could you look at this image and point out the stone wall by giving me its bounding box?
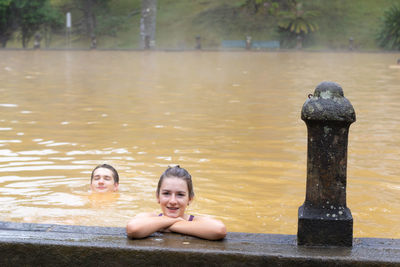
[0,221,399,266]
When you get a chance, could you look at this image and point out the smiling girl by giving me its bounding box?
[126,166,227,240]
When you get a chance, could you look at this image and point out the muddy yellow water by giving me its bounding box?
[0,50,399,238]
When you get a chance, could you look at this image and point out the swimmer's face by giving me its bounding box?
[91,167,118,193]
[157,177,192,218]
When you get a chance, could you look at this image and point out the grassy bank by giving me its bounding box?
[6,0,400,51]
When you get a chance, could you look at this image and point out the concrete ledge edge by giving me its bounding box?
[0,221,399,266]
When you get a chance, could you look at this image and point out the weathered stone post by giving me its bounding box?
[33,32,42,49]
[195,36,202,50]
[144,35,150,49]
[90,34,97,49]
[245,36,252,50]
[298,81,356,247]
[349,37,354,51]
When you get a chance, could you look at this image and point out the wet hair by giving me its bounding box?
[156,165,194,199]
[90,164,119,184]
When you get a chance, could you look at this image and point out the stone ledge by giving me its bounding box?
[0,221,399,266]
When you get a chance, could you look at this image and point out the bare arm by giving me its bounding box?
[168,216,227,240]
[126,213,183,239]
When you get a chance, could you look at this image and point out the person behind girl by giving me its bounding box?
[126,165,227,240]
[90,164,119,193]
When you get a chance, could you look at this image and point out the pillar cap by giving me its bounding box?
[301,81,356,122]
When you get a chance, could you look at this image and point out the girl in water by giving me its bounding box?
[126,166,226,240]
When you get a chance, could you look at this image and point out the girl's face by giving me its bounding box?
[91,167,118,193]
[157,177,192,218]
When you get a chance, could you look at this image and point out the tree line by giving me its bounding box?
[1,0,399,50]
[0,0,60,48]
[0,0,131,48]
[240,0,400,50]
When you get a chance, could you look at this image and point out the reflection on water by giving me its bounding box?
[0,50,399,238]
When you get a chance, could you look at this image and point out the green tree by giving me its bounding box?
[62,0,127,47]
[277,1,319,48]
[15,0,45,48]
[42,1,63,48]
[14,0,61,48]
[377,4,400,50]
[240,0,283,16]
[0,0,17,47]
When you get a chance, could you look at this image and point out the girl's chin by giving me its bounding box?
[164,211,182,218]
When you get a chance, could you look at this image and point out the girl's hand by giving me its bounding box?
[161,217,184,232]
[126,213,183,238]
[168,216,227,240]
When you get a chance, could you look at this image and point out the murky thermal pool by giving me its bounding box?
[0,50,399,238]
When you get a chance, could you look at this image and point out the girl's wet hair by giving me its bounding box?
[91,164,119,184]
[157,165,194,199]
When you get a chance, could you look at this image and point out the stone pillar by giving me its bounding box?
[195,36,202,50]
[144,35,150,49]
[297,81,356,247]
[349,37,354,51]
[245,36,252,50]
[296,35,302,49]
[90,34,97,49]
[33,32,42,49]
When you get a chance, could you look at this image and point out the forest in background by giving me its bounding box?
[1,0,400,51]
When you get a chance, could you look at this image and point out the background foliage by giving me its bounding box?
[377,4,400,50]
[0,0,399,50]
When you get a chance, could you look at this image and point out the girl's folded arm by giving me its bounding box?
[126,213,182,239]
[168,216,227,240]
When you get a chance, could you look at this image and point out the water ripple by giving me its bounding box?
[0,104,18,107]
[66,148,129,155]
[18,149,58,155]
[0,165,91,172]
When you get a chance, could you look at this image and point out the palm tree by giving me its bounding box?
[377,4,400,50]
[277,1,319,48]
